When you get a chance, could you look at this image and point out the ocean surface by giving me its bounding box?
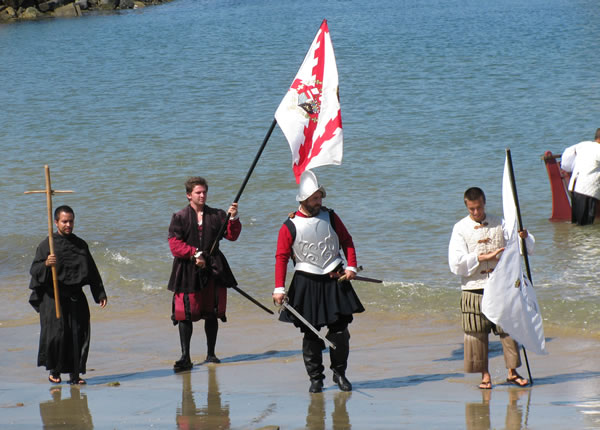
[1,0,599,336]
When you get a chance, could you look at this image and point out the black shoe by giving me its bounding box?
[174,357,193,372]
[309,379,324,393]
[203,355,221,364]
[333,372,352,391]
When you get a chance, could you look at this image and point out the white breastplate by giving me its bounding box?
[290,210,343,275]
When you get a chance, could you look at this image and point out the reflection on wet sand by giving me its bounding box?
[465,389,491,430]
[306,392,352,430]
[465,388,530,430]
[39,386,93,429]
[176,366,230,429]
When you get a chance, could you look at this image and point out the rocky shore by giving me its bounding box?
[0,0,170,22]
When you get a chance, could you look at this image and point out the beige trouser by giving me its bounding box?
[464,331,521,373]
[461,290,521,373]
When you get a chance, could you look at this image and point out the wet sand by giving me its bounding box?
[1,304,599,429]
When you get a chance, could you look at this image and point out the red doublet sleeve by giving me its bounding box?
[169,237,195,259]
[224,218,242,241]
[275,223,294,288]
[332,213,357,267]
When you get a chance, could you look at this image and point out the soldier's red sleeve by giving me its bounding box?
[275,223,294,288]
[332,213,357,267]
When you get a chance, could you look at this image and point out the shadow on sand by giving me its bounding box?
[83,349,301,385]
[353,372,463,390]
[528,371,600,386]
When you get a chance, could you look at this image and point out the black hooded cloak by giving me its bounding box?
[29,232,107,375]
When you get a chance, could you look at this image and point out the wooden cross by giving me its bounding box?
[24,165,74,319]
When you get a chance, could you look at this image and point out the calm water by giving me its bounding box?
[1,0,599,334]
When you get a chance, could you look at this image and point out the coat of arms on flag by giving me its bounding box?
[275,19,343,183]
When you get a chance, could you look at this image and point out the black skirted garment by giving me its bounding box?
[28,233,106,375]
[279,271,365,329]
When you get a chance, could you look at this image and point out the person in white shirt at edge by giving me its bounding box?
[560,128,600,225]
[448,187,534,389]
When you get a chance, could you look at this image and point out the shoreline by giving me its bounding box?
[2,309,599,429]
[0,0,171,23]
[3,287,598,341]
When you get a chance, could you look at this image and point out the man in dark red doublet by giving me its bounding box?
[167,176,241,371]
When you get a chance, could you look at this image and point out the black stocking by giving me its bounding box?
[205,317,218,357]
[178,320,193,361]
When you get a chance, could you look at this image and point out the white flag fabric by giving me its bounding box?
[275,19,343,183]
[482,155,548,355]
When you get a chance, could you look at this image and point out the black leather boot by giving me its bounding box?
[327,329,352,391]
[303,336,325,393]
[174,321,193,372]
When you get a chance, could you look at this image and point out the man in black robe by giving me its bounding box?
[29,205,107,385]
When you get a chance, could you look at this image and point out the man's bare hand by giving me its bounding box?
[329,269,356,281]
[518,229,529,239]
[342,269,356,281]
[45,254,56,267]
[228,203,238,219]
[272,293,285,305]
[195,255,206,268]
[478,248,505,262]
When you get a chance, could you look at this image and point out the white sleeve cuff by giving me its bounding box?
[346,266,358,273]
[273,287,286,295]
[466,253,480,276]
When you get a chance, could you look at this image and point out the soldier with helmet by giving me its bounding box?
[272,170,364,393]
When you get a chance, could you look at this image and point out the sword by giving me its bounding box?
[232,285,274,315]
[352,275,383,284]
[337,266,382,283]
[280,299,336,350]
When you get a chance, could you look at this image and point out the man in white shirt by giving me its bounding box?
[561,128,600,225]
[448,187,534,389]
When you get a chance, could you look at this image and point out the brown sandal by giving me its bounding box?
[48,373,61,384]
[69,374,86,385]
[506,374,528,386]
[478,380,492,389]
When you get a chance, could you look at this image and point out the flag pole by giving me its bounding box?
[505,148,534,385]
[205,119,278,315]
[209,118,277,255]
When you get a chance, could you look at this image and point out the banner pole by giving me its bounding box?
[206,119,277,314]
[505,148,534,385]
[209,118,277,255]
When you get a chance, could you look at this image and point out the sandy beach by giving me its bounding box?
[2,0,600,427]
[1,300,599,429]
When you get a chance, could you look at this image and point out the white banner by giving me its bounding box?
[482,154,547,355]
[275,19,343,183]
